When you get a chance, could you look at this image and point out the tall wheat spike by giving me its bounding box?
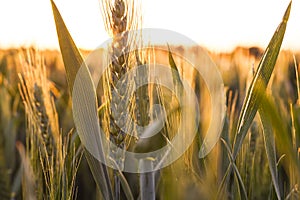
[101,0,141,146]
[101,0,142,198]
[18,49,59,159]
[18,49,58,198]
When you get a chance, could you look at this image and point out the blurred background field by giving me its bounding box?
[0,45,299,199]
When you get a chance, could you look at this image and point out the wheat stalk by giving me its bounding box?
[18,48,81,200]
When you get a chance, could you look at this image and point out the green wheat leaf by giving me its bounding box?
[221,138,248,200]
[260,95,300,179]
[259,103,281,200]
[50,1,113,199]
[233,1,292,160]
[50,0,85,94]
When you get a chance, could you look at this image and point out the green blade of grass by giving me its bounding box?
[260,95,300,179]
[220,138,248,200]
[259,105,281,200]
[217,160,232,199]
[51,0,84,94]
[233,1,292,160]
[50,1,114,199]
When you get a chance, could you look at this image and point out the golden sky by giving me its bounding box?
[0,0,299,51]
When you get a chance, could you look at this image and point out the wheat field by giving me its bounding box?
[0,0,299,199]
